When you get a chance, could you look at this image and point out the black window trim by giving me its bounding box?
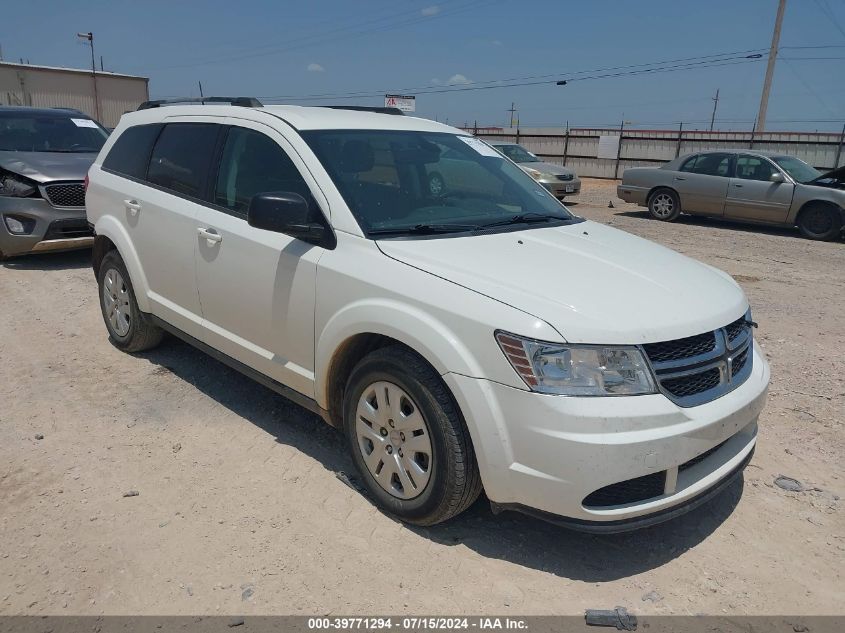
[101,119,337,250]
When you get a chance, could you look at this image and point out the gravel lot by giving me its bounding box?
[1,178,843,616]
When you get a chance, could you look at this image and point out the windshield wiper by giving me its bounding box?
[476,212,569,230]
[368,223,479,237]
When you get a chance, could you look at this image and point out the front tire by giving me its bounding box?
[648,188,681,221]
[97,250,163,352]
[797,203,842,241]
[343,345,482,525]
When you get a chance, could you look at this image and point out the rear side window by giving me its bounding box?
[147,123,219,198]
[680,153,733,177]
[102,124,162,179]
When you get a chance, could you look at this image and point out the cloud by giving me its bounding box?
[491,39,503,46]
[421,5,440,16]
[447,73,472,85]
[307,63,325,72]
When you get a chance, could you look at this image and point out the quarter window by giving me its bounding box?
[214,127,316,214]
[147,123,219,198]
[736,155,778,181]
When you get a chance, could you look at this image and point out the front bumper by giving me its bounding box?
[444,341,769,531]
[0,197,93,258]
[541,177,581,198]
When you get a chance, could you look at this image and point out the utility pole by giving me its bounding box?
[756,0,786,133]
[198,81,205,104]
[507,102,517,128]
[76,32,100,122]
[709,88,720,131]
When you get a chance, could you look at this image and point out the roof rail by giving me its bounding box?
[137,96,263,110]
[322,105,405,116]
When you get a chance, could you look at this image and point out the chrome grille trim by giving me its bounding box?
[641,313,753,407]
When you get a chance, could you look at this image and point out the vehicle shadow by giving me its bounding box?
[614,210,845,241]
[139,336,743,583]
[0,249,92,270]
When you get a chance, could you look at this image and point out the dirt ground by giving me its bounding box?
[1,178,843,616]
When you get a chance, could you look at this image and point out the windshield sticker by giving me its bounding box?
[458,136,502,158]
[71,118,99,128]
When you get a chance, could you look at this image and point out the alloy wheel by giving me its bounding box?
[651,193,675,218]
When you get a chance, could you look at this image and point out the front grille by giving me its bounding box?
[643,331,716,363]
[662,367,721,398]
[43,219,93,241]
[731,347,749,377]
[556,173,574,181]
[43,182,85,208]
[583,471,666,508]
[725,316,749,343]
[643,314,753,407]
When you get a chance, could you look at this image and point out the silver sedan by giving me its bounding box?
[489,142,581,200]
[618,150,845,241]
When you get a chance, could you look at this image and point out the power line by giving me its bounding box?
[259,55,767,102]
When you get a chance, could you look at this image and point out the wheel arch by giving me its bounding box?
[92,215,152,312]
[646,185,679,204]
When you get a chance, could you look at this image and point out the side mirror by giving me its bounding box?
[247,192,329,246]
[769,172,785,183]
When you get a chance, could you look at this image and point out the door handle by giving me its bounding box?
[197,227,222,244]
[674,176,686,181]
[124,199,141,217]
[733,183,743,188]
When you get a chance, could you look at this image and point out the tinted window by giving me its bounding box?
[681,153,732,177]
[147,123,219,198]
[736,155,778,181]
[102,124,162,179]
[214,127,317,214]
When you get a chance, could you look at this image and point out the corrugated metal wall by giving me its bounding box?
[470,126,845,179]
[0,63,148,128]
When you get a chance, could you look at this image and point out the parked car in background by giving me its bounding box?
[618,150,845,241]
[86,100,768,531]
[0,106,108,260]
[488,141,580,200]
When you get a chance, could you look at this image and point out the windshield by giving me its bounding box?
[303,130,577,237]
[771,156,822,183]
[494,144,540,163]
[0,114,108,152]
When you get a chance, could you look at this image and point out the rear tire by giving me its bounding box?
[648,188,681,221]
[797,203,842,241]
[343,345,482,525]
[97,250,163,352]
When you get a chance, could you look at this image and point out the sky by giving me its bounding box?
[3,0,845,131]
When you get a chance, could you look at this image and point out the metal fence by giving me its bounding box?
[466,124,845,179]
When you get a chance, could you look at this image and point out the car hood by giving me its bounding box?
[376,221,747,344]
[809,165,845,187]
[0,151,96,183]
[522,161,574,177]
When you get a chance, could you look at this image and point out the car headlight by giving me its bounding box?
[495,331,657,396]
[0,170,37,198]
[523,167,545,181]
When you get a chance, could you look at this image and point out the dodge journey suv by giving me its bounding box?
[86,98,769,531]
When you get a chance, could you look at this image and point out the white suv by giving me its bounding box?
[86,99,769,531]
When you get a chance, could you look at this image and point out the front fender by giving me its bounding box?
[315,298,488,409]
[93,215,151,312]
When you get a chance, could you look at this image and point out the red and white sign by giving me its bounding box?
[384,94,416,112]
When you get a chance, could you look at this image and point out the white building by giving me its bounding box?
[0,61,149,128]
